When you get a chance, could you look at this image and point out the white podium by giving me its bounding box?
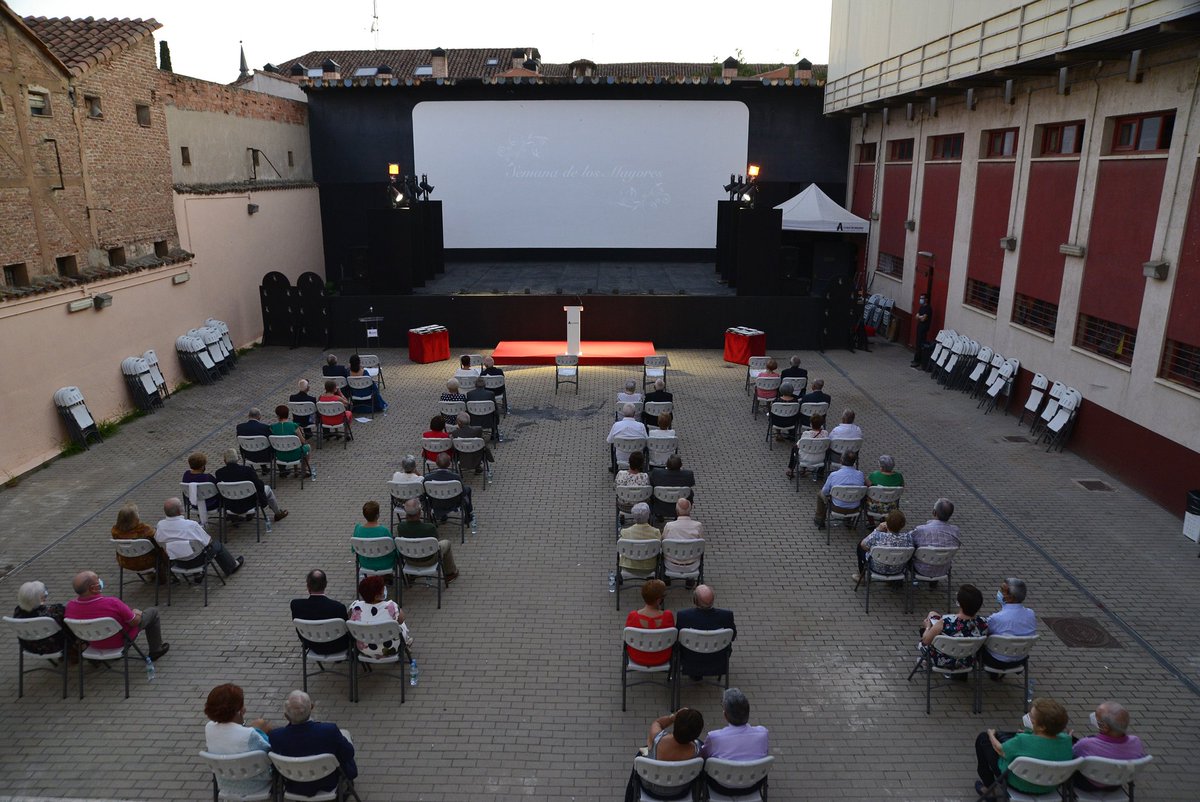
[564,305,583,356]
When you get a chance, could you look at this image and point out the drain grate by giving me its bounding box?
[1073,479,1114,492]
[1003,435,1031,443]
[1043,617,1122,648]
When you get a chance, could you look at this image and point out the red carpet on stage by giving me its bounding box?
[491,340,656,365]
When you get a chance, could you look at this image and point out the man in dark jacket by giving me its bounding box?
[798,379,832,427]
[215,448,288,521]
[235,408,273,470]
[648,454,695,520]
[676,584,736,680]
[289,570,348,654]
[268,690,357,797]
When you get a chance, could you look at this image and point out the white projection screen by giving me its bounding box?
[412,100,749,249]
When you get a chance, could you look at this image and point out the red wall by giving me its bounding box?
[967,162,1015,287]
[879,163,911,259]
[1079,158,1167,329]
[851,164,875,281]
[1014,160,1078,304]
[1166,159,1200,345]
[916,162,961,334]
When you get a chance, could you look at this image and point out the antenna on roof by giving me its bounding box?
[370,0,380,49]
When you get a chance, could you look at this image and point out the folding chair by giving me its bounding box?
[616,401,645,422]
[652,486,693,526]
[452,437,492,489]
[647,436,679,469]
[1030,382,1065,439]
[673,625,731,709]
[111,538,162,606]
[268,752,362,802]
[359,353,385,388]
[1074,755,1154,802]
[823,485,867,544]
[63,615,149,699]
[906,634,986,714]
[765,401,800,447]
[555,354,579,394]
[910,546,958,610]
[964,345,994,397]
[268,434,307,489]
[288,401,317,438]
[1018,373,1049,427]
[744,356,770,394]
[800,401,829,424]
[482,374,507,415]
[236,435,274,474]
[863,485,904,528]
[345,619,407,704]
[750,376,782,418]
[292,618,354,702]
[346,376,377,415]
[2,615,69,699]
[612,436,648,472]
[350,536,398,588]
[316,401,352,449]
[438,399,466,429]
[621,627,677,711]
[387,480,426,530]
[324,374,348,394]
[793,438,829,492]
[615,485,654,534]
[661,539,705,591]
[615,539,662,611]
[854,545,914,614]
[826,437,863,472]
[181,481,220,530]
[981,634,1039,712]
[1041,388,1081,452]
[168,538,226,607]
[785,375,808,395]
[632,756,703,801]
[642,354,669,392]
[395,536,445,609]
[467,399,500,441]
[421,436,454,473]
[198,750,276,802]
[143,349,170,400]
[424,479,469,544]
[702,756,775,802]
[980,756,1082,802]
[643,400,674,424]
[218,480,269,543]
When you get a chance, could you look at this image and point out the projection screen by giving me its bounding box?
[412,100,749,249]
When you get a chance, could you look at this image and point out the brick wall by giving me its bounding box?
[160,72,308,126]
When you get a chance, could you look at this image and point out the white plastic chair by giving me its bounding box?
[2,615,69,699]
[292,618,354,702]
[982,634,1039,712]
[167,537,226,606]
[661,539,705,586]
[824,485,867,543]
[765,401,800,447]
[615,485,654,532]
[424,478,468,544]
[316,401,351,449]
[143,349,169,399]
[615,539,661,610]
[218,480,269,543]
[1074,755,1154,802]
[643,400,674,422]
[350,536,398,586]
[910,546,958,610]
[346,375,377,413]
[287,401,317,437]
[703,756,775,802]
[864,485,904,527]
[856,545,914,614]
[827,437,863,469]
[111,537,162,606]
[652,486,693,524]
[616,400,645,421]
[1031,382,1066,437]
[1042,388,1081,452]
[612,436,648,471]
[744,356,770,394]
[388,480,426,528]
[359,354,385,388]
[181,480,219,529]
[647,436,678,469]
[421,436,454,473]
[63,615,147,699]
[344,619,407,704]
[800,401,829,422]
[438,399,466,424]
[268,751,362,802]
[236,435,274,473]
[750,376,782,418]
[995,756,1083,802]
[793,438,829,492]
[555,354,579,394]
[965,345,994,396]
[674,626,732,708]
[906,633,986,714]
[482,373,507,414]
[466,399,499,440]
[452,437,492,489]
[622,627,677,711]
[633,756,702,800]
[395,536,445,609]
[268,434,307,489]
[642,354,669,392]
[198,750,275,802]
[1018,372,1049,427]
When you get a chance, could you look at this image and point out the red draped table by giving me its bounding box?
[408,325,450,363]
[724,326,766,364]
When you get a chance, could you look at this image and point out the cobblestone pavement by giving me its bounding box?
[0,340,1195,801]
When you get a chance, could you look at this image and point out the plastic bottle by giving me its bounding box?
[265,516,273,534]
[145,655,156,682]
[409,658,420,686]
[1025,678,1036,708]
[470,516,478,535]
[608,571,617,593]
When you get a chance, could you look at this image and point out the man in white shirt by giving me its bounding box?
[155,497,244,576]
[662,498,704,577]
[828,408,864,441]
[607,404,648,473]
[983,577,1037,678]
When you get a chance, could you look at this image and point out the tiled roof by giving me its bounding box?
[22,15,161,76]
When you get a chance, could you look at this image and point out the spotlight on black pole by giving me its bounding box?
[418,174,435,200]
[404,174,421,203]
[386,162,410,208]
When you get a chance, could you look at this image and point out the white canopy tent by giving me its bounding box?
[775,184,870,234]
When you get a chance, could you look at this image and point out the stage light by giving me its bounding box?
[387,163,400,176]
[747,164,760,179]
[387,182,408,208]
[404,174,421,201]
[419,174,435,199]
[723,173,738,194]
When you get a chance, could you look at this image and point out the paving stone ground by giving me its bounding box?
[0,339,1195,801]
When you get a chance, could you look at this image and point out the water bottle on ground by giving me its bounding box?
[145,655,156,682]
[265,517,273,534]
[608,571,617,593]
[470,516,478,535]
[409,658,419,686]
[1025,678,1036,708]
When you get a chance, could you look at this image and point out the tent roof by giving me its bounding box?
[775,183,870,233]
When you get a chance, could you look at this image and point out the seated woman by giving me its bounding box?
[769,382,800,440]
[755,358,780,400]
[348,354,388,413]
[111,501,167,586]
[439,379,467,426]
[625,579,674,667]
[422,415,453,463]
[616,451,650,487]
[629,708,705,799]
[865,454,905,518]
[919,583,988,677]
[786,413,828,479]
[203,683,273,799]
[975,697,1074,800]
[181,452,220,513]
[270,405,313,477]
[854,509,910,583]
[648,412,675,439]
[617,379,643,405]
[12,580,69,657]
[317,378,354,439]
[349,575,412,659]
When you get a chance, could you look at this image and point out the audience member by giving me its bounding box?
[615,451,650,487]
[422,415,452,463]
[854,509,910,583]
[322,354,350,380]
[268,690,357,797]
[754,358,779,401]
[182,452,220,512]
[661,498,704,578]
[829,408,863,440]
[425,453,475,525]
[1073,701,1146,791]
[648,412,675,439]
[618,503,661,573]
[352,501,397,579]
[12,580,69,656]
[786,413,828,480]
[111,501,167,585]
[317,379,354,439]
[649,455,695,520]
[440,379,467,425]
[675,584,734,679]
[65,569,169,661]
[391,455,423,483]
[348,354,387,413]
[641,378,673,424]
[919,583,987,677]
[289,379,317,435]
[215,449,288,522]
[865,454,904,518]
[454,354,479,379]
[624,579,673,666]
[628,708,704,798]
[154,497,244,577]
[271,405,313,478]
[910,499,961,586]
[814,451,864,529]
[701,688,770,761]
[452,412,493,473]
[769,382,800,439]
[617,379,643,404]
[395,498,459,584]
[290,570,350,655]
[235,408,273,471]
[911,294,933,368]
[480,356,504,390]
[607,404,649,473]
[348,576,411,658]
[780,354,808,382]
[974,697,1073,799]
[204,683,273,799]
[798,378,831,426]
[465,377,499,438]
[982,577,1037,679]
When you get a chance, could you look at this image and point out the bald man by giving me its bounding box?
[65,569,169,660]
[675,584,736,680]
[662,498,704,581]
[1072,701,1146,791]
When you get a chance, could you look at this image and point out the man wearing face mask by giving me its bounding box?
[911,293,932,368]
[982,577,1037,679]
[65,569,170,661]
[1072,701,1146,791]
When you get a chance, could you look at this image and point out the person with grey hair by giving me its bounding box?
[798,378,831,427]
[982,577,1036,678]
[701,688,769,763]
[642,377,673,424]
[396,498,459,583]
[769,381,801,438]
[465,377,500,439]
[607,403,648,473]
[235,407,273,472]
[439,378,466,425]
[214,448,288,522]
[617,378,643,404]
[618,502,660,572]
[391,455,422,483]
[780,354,808,383]
[1072,701,1146,790]
[289,379,317,435]
[910,498,961,584]
[865,454,905,518]
[322,354,350,380]
[829,408,863,440]
[452,412,493,473]
[65,570,169,661]
[268,690,357,797]
[154,497,244,577]
[662,498,704,578]
[11,580,70,656]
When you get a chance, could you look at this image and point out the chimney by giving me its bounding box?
[570,59,596,79]
[430,47,448,79]
[511,48,527,70]
[523,58,539,74]
[290,62,307,77]
[321,58,340,80]
[796,57,813,81]
[722,56,739,80]
[377,64,392,76]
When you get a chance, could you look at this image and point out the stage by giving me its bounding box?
[490,340,656,365]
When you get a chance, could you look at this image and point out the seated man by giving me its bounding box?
[352,501,396,579]
[290,569,349,654]
[649,454,695,520]
[618,503,660,574]
[701,688,770,763]
[321,354,350,380]
[982,577,1037,678]
[975,697,1073,799]
[854,509,910,583]
[424,452,475,525]
[268,690,357,798]
[661,498,704,580]
[453,354,480,380]
[481,356,506,407]
[66,569,169,660]
[289,379,317,437]
[828,408,863,441]
[215,448,288,522]
[391,455,423,484]
[464,377,499,439]
[780,354,808,382]
[154,497,244,576]
[270,405,313,478]
[798,378,831,426]
[676,585,735,680]
[910,498,961,586]
[235,407,274,472]
[396,498,459,584]
[642,379,673,425]
[814,450,865,529]
[1073,701,1146,792]
[452,412,493,474]
[607,403,649,473]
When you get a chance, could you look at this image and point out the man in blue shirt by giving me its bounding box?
[268,690,357,797]
[815,450,865,528]
[983,577,1037,679]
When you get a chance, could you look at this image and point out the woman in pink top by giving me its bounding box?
[754,359,779,400]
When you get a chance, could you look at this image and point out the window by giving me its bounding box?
[486,58,499,66]
[877,251,904,279]
[985,128,1018,158]
[108,247,126,267]
[251,149,260,168]
[136,103,151,127]
[929,133,964,160]
[1074,313,1136,365]
[29,90,51,116]
[287,150,295,167]
[1160,339,1200,390]
[154,240,169,258]
[180,146,191,166]
[1012,293,1059,336]
[887,139,913,162]
[414,65,433,76]
[3,263,28,287]
[964,278,1000,313]
[1112,111,1174,153]
[56,255,78,277]
[1039,121,1084,156]
[84,95,102,118]
[856,143,877,163]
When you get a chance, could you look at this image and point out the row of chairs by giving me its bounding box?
[349,536,451,609]
[613,538,706,610]
[613,399,674,422]
[976,754,1152,802]
[417,438,495,489]
[388,477,475,544]
[632,755,774,802]
[176,319,237,386]
[293,616,412,702]
[907,633,1038,716]
[764,400,827,447]
[436,399,501,440]
[282,401,353,450]
[929,332,1021,415]
[621,626,733,712]
[3,614,148,700]
[235,435,311,487]
[120,352,168,413]
[854,545,957,613]
[555,354,670,396]
[200,749,361,802]
[181,478,280,540]
[1019,375,1084,452]
[614,485,693,531]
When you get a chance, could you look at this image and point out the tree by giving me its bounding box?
[159,40,173,72]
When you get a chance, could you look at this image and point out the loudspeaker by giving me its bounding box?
[734,206,783,296]
[366,208,416,295]
[715,201,738,284]
[813,240,856,283]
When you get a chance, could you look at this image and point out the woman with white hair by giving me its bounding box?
[617,379,643,405]
[439,378,466,425]
[12,580,69,656]
[865,454,905,517]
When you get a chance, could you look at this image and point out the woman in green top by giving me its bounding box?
[270,405,312,477]
[352,500,397,575]
[975,697,1074,799]
[865,454,904,517]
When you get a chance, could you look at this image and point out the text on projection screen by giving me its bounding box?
[412,100,749,248]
